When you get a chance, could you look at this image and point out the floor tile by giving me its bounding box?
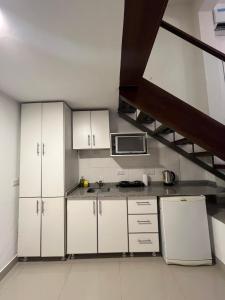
[1,257,225,300]
[170,264,225,300]
[120,257,185,300]
[0,261,71,300]
[59,260,121,300]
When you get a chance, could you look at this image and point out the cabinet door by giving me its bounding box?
[98,199,128,253]
[73,111,92,149]
[67,200,97,254]
[18,198,41,257]
[19,103,42,197]
[41,198,65,257]
[91,111,110,149]
[42,103,64,197]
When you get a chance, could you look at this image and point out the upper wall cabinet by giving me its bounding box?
[19,102,76,198]
[73,110,110,150]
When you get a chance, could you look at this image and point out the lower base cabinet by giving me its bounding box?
[67,198,128,254]
[67,199,97,254]
[18,198,41,257]
[129,233,159,252]
[98,199,128,253]
[128,196,160,253]
[18,197,65,257]
[66,197,160,255]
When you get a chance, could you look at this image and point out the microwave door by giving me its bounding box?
[115,136,146,154]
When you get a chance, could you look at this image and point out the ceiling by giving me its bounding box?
[0,0,124,109]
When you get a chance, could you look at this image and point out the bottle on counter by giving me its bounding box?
[83,179,89,188]
[80,177,89,188]
[80,176,85,187]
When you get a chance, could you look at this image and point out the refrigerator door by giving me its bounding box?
[160,196,212,265]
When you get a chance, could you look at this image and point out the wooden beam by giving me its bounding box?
[120,79,225,161]
[120,0,168,86]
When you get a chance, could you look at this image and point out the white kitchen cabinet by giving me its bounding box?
[18,198,65,257]
[19,104,42,197]
[42,103,64,197]
[67,199,97,254]
[73,111,92,149]
[128,196,159,253]
[18,198,41,257]
[98,199,128,253]
[41,198,65,257]
[18,102,77,257]
[19,102,70,198]
[18,197,65,257]
[91,111,110,149]
[129,233,159,252]
[73,110,110,150]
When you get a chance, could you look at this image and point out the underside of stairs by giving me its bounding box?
[118,0,225,182]
[118,99,225,181]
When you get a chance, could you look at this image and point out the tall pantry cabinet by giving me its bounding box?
[18,102,78,257]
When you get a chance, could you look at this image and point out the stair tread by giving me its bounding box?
[137,112,155,124]
[154,125,174,135]
[193,151,213,157]
[174,138,193,145]
[119,98,137,114]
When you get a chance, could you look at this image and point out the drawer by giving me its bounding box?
[129,233,159,252]
[128,197,157,214]
[128,215,158,233]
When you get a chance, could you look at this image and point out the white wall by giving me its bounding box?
[208,216,225,265]
[199,10,225,126]
[0,92,20,272]
[144,1,209,114]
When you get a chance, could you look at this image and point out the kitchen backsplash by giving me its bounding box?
[78,139,213,183]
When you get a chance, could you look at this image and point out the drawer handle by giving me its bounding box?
[138,239,152,244]
[136,201,151,205]
[137,220,152,224]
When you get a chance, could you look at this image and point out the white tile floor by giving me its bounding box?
[0,257,225,300]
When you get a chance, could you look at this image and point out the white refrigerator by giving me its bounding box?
[160,196,212,265]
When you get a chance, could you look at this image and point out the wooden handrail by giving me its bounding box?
[120,79,225,161]
[161,20,225,62]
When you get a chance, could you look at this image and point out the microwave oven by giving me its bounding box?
[115,134,147,154]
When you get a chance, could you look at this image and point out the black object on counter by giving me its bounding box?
[117,180,145,188]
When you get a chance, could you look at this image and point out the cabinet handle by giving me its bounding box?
[88,135,91,146]
[137,220,152,224]
[93,135,95,146]
[136,201,151,206]
[37,143,40,156]
[99,201,102,215]
[93,201,96,215]
[36,200,39,215]
[42,200,45,215]
[138,239,152,244]
[42,144,45,156]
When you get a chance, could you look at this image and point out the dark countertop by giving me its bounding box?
[67,181,225,200]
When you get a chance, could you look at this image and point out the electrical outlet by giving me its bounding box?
[117,170,125,176]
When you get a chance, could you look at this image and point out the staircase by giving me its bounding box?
[118,0,225,181]
[118,99,225,181]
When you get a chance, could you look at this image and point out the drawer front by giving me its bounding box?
[128,215,158,233]
[128,197,157,214]
[129,233,159,252]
